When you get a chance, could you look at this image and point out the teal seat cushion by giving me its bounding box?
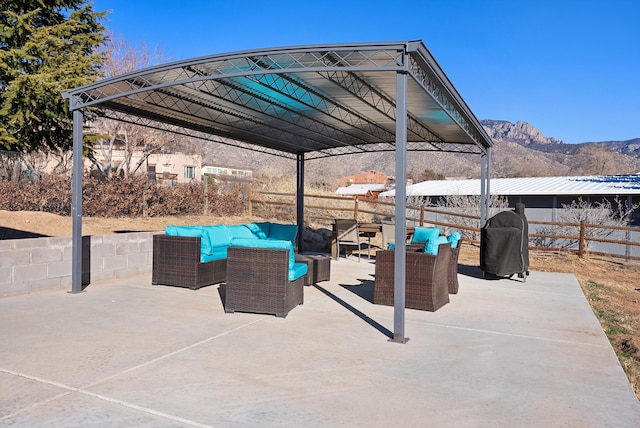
[268,223,298,245]
[202,225,232,248]
[447,231,461,249]
[251,222,271,239]
[412,227,440,243]
[227,224,255,239]
[290,262,308,281]
[424,235,449,255]
[207,247,228,261]
[230,237,263,247]
[165,225,212,260]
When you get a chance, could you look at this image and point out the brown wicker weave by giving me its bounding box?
[295,254,331,285]
[373,244,451,312]
[448,239,463,294]
[225,246,304,317]
[152,235,227,290]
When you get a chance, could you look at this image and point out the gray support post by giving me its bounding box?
[71,107,84,293]
[296,153,305,252]
[392,68,409,344]
[626,196,632,259]
[486,147,492,221]
[480,154,487,227]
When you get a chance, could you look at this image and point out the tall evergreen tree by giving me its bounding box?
[0,0,106,153]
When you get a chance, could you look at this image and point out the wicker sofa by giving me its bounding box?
[152,222,298,290]
[374,243,452,312]
[152,234,227,290]
[225,242,307,317]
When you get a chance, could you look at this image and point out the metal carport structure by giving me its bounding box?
[63,40,493,342]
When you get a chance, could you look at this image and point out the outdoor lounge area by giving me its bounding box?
[1,260,639,426]
[62,41,498,341]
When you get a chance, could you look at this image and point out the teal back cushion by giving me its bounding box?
[412,227,440,243]
[424,235,449,255]
[230,239,295,270]
[447,231,461,249]
[227,224,255,239]
[251,222,271,239]
[268,223,298,245]
[165,225,211,258]
[202,225,232,248]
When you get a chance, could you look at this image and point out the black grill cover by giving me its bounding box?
[480,203,529,277]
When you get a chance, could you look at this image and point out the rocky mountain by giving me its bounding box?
[482,120,640,158]
[482,119,563,147]
[197,120,640,186]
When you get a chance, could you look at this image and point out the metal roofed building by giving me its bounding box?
[381,174,640,221]
[381,174,640,257]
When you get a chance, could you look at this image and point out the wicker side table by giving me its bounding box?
[295,254,331,285]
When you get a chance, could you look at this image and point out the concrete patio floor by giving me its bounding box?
[1,258,639,427]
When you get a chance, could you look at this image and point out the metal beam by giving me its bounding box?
[71,106,84,293]
[486,147,492,222]
[296,153,305,252]
[391,66,409,344]
[480,153,487,227]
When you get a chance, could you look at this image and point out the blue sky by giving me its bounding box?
[91,0,639,144]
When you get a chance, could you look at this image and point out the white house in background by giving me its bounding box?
[145,153,203,185]
[202,164,253,179]
[380,174,640,257]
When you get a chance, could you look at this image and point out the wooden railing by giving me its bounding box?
[249,190,640,262]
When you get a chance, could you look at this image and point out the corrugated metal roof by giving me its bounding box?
[336,183,387,195]
[380,174,640,197]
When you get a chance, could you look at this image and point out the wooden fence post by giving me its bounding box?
[248,182,253,217]
[578,220,586,258]
[203,177,208,215]
[354,198,359,220]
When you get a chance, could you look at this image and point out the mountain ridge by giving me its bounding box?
[199,120,640,185]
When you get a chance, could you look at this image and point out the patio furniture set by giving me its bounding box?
[152,222,330,317]
[152,221,462,317]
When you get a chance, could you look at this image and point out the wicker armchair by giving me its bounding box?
[225,246,305,317]
[152,235,226,290]
[448,239,463,294]
[406,238,463,294]
[374,244,451,312]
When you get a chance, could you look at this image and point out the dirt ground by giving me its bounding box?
[2,210,639,400]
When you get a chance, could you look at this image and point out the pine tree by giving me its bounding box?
[0,1,106,153]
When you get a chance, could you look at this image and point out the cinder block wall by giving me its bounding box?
[0,231,160,297]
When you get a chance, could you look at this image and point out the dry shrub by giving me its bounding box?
[0,174,72,214]
[0,174,245,218]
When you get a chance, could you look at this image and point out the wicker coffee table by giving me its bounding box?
[295,254,331,285]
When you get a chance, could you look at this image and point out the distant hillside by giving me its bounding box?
[196,120,640,187]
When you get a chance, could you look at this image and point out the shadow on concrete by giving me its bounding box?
[217,284,227,307]
[314,283,392,339]
[0,227,49,240]
[458,264,483,279]
[458,263,527,282]
[341,278,374,304]
[81,235,91,289]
